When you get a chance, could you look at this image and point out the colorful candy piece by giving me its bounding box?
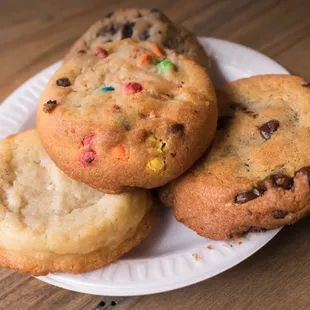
[146,136,166,152]
[151,43,164,57]
[137,53,152,67]
[80,150,97,166]
[101,86,115,92]
[157,60,176,76]
[82,134,95,147]
[112,145,128,160]
[123,82,143,95]
[94,47,108,58]
[147,157,164,173]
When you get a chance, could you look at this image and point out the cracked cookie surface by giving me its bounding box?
[0,130,154,275]
[37,39,217,193]
[159,75,310,240]
[64,8,209,68]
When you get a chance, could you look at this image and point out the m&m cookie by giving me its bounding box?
[64,8,209,68]
[37,39,217,193]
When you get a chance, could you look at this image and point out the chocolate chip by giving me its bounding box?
[296,166,310,185]
[151,8,161,13]
[136,12,142,18]
[97,25,117,37]
[168,123,185,134]
[139,30,150,41]
[170,152,177,157]
[235,191,258,204]
[259,120,280,140]
[106,11,114,18]
[248,227,267,233]
[302,82,310,88]
[252,185,267,196]
[217,115,233,130]
[121,23,135,39]
[295,168,310,187]
[43,100,57,113]
[272,210,288,219]
[235,185,266,204]
[56,78,71,87]
[270,174,293,190]
[78,49,86,54]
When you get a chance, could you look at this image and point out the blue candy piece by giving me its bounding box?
[101,86,115,92]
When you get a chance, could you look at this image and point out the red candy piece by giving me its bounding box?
[80,150,97,166]
[123,82,143,95]
[94,47,108,58]
[82,134,95,147]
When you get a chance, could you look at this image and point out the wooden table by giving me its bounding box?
[1,0,310,309]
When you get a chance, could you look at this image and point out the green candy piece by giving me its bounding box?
[157,60,176,75]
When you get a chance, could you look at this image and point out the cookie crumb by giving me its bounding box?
[207,245,213,250]
[192,253,200,261]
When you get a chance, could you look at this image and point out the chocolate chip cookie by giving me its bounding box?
[64,8,209,67]
[0,130,154,275]
[37,39,217,193]
[159,75,310,240]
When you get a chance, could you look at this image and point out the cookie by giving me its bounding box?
[37,39,217,193]
[0,130,154,275]
[159,75,310,240]
[64,8,209,68]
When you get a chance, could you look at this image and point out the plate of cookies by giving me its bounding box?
[1,8,310,296]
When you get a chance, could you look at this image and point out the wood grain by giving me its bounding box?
[0,0,310,309]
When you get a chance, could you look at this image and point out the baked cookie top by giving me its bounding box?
[0,130,153,274]
[160,75,310,239]
[64,8,209,67]
[37,39,217,193]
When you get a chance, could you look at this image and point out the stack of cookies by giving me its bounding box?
[0,8,310,276]
[0,8,215,275]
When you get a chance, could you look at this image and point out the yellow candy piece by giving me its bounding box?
[146,136,166,152]
[147,157,164,173]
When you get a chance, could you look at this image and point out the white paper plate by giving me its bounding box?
[0,38,289,296]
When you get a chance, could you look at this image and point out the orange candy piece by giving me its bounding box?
[137,53,152,67]
[112,145,128,160]
[151,43,164,57]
